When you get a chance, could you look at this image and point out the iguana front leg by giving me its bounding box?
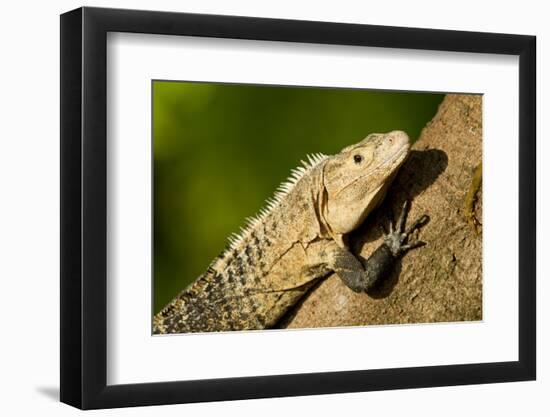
[329,201,429,293]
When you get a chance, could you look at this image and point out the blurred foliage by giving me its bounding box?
[153,81,443,313]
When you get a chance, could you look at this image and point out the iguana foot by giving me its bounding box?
[328,200,429,293]
[381,200,429,257]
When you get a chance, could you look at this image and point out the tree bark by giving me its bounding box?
[282,94,483,328]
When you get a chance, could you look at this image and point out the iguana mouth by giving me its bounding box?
[369,144,410,175]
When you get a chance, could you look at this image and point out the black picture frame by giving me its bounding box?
[60,6,536,410]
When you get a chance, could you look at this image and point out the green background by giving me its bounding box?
[153,81,444,314]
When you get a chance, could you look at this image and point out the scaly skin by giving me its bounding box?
[153,131,428,334]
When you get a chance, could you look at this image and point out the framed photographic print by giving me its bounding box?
[60,6,536,409]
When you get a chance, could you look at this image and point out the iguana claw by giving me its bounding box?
[382,200,429,257]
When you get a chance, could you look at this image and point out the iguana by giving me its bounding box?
[153,130,429,334]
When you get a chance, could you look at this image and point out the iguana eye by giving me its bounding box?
[353,154,363,164]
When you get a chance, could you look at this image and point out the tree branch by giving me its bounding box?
[282,94,483,328]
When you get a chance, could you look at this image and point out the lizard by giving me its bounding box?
[153,130,429,334]
[463,162,482,234]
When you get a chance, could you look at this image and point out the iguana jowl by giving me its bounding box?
[154,130,428,334]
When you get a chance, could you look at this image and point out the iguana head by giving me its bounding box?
[321,130,410,236]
